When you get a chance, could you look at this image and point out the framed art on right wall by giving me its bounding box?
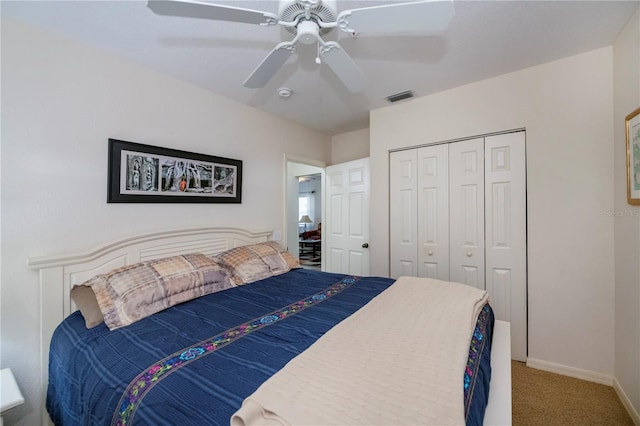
[626,107,640,205]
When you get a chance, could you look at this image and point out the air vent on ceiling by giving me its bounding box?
[386,90,414,103]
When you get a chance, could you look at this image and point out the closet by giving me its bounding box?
[389,131,526,361]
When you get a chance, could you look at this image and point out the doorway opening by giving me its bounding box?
[285,159,324,270]
[298,173,322,270]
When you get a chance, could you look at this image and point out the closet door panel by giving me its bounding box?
[485,132,527,361]
[449,138,485,289]
[390,150,418,278]
[417,144,449,280]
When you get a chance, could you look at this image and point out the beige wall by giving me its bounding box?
[331,128,370,164]
[0,18,330,425]
[613,6,640,422]
[370,48,616,379]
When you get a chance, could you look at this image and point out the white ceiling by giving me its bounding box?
[2,0,638,135]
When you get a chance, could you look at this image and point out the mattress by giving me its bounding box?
[46,268,494,425]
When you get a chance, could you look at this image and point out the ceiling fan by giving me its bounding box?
[147,0,454,93]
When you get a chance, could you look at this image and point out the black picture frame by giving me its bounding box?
[108,139,242,203]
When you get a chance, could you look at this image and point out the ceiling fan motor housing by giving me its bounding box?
[278,0,337,36]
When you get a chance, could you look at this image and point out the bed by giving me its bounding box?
[28,227,511,426]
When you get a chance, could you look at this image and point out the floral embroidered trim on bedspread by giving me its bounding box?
[112,275,361,426]
[464,303,493,421]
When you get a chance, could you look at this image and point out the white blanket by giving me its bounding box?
[231,276,489,426]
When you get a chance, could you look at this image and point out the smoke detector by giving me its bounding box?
[278,87,293,98]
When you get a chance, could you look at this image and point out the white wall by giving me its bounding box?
[613,6,640,421]
[0,18,330,425]
[370,48,616,379]
[331,128,369,164]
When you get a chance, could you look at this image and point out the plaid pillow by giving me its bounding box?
[72,253,232,330]
[214,241,299,285]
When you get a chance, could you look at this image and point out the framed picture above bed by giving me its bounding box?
[626,107,640,205]
[107,139,242,203]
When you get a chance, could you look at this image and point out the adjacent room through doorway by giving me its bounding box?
[285,159,324,270]
[298,173,322,270]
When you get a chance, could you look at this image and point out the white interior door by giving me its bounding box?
[485,132,527,361]
[449,138,485,289]
[325,158,370,276]
[390,150,418,278]
[417,144,450,280]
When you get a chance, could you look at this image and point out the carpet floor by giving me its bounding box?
[511,361,634,425]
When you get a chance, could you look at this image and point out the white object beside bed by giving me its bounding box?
[0,368,25,426]
[27,226,511,426]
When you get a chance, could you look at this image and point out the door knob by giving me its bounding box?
[362,243,369,248]
[427,251,434,256]
[466,251,473,257]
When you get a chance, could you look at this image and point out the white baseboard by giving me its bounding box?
[613,377,640,425]
[525,358,639,424]
[526,358,613,386]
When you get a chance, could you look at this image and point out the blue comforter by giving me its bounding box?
[47,269,493,425]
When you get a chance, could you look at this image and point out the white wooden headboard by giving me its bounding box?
[27,227,272,426]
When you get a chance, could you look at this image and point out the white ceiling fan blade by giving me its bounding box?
[336,0,454,35]
[147,0,278,26]
[243,42,296,89]
[320,42,367,93]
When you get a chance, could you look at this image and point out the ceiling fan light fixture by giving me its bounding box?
[386,90,414,103]
[297,20,320,44]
